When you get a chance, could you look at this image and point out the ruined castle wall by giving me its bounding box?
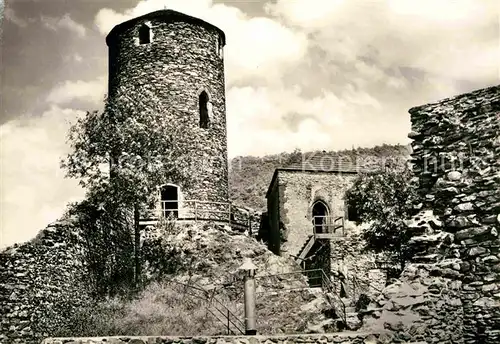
[361,262,464,343]
[330,234,386,304]
[107,13,229,205]
[0,220,91,344]
[42,332,390,344]
[409,85,500,343]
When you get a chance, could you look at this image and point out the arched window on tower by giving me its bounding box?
[160,185,179,219]
[199,91,210,129]
[139,24,151,44]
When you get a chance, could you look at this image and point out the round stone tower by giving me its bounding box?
[106,10,229,210]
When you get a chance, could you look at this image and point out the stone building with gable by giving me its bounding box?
[262,152,391,300]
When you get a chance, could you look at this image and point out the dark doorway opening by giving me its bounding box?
[304,240,332,287]
[346,200,358,222]
[312,201,329,233]
[161,185,178,218]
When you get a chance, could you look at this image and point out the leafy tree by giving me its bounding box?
[62,95,193,207]
[284,148,303,166]
[66,196,135,296]
[344,165,418,273]
[62,94,194,290]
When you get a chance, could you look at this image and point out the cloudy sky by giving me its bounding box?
[1,0,498,248]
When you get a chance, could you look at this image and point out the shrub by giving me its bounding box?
[345,166,418,273]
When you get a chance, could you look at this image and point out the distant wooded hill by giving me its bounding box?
[228,144,412,211]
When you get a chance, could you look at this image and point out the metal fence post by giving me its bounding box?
[194,201,197,221]
[239,258,257,335]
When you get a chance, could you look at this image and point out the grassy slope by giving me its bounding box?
[65,222,335,336]
[229,144,411,211]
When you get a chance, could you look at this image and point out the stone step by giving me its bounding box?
[341,297,351,305]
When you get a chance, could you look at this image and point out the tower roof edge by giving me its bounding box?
[106,9,226,47]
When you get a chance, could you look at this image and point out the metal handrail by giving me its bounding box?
[317,270,347,324]
[256,269,346,324]
[163,278,245,335]
[351,274,383,296]
[256,268,326,280]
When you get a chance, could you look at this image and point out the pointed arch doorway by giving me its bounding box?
[305,200,332,286]
[312,200,329,234]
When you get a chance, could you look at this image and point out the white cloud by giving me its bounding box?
[41,14,87,37]
[221,15,308,85]
[95,0,212,35]
[46,76,106,105]
[267,0,499,84]
[387,0,489,23]
[265,0,347,30]
[94,0,308,85]
[0,106,86,249]
[226,85,389,157]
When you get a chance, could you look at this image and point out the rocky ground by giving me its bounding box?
[83,221,341,336]
[357,210,466,343]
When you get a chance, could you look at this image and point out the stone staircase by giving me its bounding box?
[295,217,346,269]
[343,298,362,330]
[322,293,361,331]
[292,222,364,332]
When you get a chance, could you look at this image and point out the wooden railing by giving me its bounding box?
[141,199,253,231]
[295,215,346,267]
[312,215,345,238]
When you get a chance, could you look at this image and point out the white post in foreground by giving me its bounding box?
[239,258,257,335]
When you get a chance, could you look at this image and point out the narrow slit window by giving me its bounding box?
[217,37,223,58]
[139,24,151,44]
[199,91,210,129]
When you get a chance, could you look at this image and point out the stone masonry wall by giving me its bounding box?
[42,332,391,344]
[277,170,357,257]
[408,85,500,343]
[0,219,91,344]
[330,234,386,305]
[107,11,229,208]
[361,261,464,344]
[358,210,465,343]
